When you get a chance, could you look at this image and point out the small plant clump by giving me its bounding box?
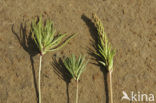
[63,54,88,103]
[31,16,75,103]
[92,14,116,103]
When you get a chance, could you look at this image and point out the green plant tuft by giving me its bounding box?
[63,54,88,103]
[63,54,88,81]
[31,16,75,55]
[31,16,75,103]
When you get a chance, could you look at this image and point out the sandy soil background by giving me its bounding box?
[0,0,156,103]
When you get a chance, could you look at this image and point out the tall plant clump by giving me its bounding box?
[63,55,88,103]
[31,16,75,103]
[92,14,116,103]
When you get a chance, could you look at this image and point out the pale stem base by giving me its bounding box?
[76,80,79,103]
[39,55,42,103]
[109,71,113,103]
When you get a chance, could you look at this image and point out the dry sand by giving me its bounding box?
[0,0,156,103]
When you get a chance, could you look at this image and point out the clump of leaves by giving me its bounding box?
[63,55,88,103]
[92,14,116,103]
[31,16,75,103]
[32,16,74,55]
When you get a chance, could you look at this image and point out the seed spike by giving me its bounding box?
[92,14,116,103]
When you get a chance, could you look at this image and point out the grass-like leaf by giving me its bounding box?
[92,14,116,103]
[63,54,88,103]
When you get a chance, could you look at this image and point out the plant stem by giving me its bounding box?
[76,80,79,103]
[39,55,42,103]
[109,71,113,103]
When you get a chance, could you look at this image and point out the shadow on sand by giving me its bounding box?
[52,57,72,103]
[12,23,39,103]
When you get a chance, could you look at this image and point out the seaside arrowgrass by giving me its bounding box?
[63,55,88,103]
[31,16,75,103]
[92,14,116,103]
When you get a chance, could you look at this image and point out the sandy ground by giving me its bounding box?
[0,0,156,103]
